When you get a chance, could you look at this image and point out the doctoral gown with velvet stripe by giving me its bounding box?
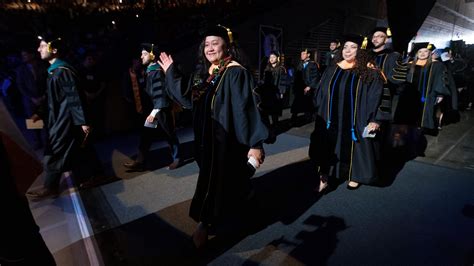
[36,59,88,185]
[165,63,268,225]
[144,64,176,137]
[309,65,383,184]
[392,61,451,129]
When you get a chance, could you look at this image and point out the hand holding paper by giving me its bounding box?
[362,123,379,138]
[25,119,44,129]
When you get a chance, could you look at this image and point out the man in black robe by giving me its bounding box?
[26,35,96,200]
[369,27,402,122]
[322,40,340,71]
[368,27,405,177]
[291,48,321,123]
[123,43,181,171]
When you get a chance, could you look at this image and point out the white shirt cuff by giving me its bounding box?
[150,108,160,117]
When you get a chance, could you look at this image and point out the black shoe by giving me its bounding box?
[168,159,181,170]
[26,188,60,201]
[123,161,146,172]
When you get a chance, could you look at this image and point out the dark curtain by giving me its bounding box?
[386,0,437,53]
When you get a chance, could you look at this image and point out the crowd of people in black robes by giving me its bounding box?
[1,5,474,262]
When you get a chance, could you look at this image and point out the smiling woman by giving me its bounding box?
[309,34,384,192]
[157,25,268,248]
[390,43,453,133]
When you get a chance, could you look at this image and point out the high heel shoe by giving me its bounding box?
[346,181,360,190]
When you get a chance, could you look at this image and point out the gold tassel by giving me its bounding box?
[47,37,61,53]
[227,28,233,44]
[149,43,155,60]
[361,37,368,50]
[386,27,392,37]
[218,24,233,44]
[427,43,433,50]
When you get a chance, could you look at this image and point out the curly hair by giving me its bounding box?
[333,47,380,84]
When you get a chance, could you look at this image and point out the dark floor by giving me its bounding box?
[25,108,474,265]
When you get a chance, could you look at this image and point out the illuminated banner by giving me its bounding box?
[258,25,283,81]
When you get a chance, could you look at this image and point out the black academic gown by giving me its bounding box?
[309,65,383,184]
[145,65,176,137]
[392,61,451,129]
[37,59,88,189]
[291,60,320,114]
[370,49,402,121]
[323,49,339,71]
[165,62,268,226]
[257,65,287,116]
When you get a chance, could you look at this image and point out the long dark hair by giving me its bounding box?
[264,52,282,72]
[196,36,250,76]
[334,46,379,84]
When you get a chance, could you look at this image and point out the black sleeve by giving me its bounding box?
[385,52,402,84]
[367,72,384,123]
[391,60,409,84]
[228,67,268,148]
[308,62,321,89]
[146,70,169,109]
[58,68,87,126]
[431,62,452,97]
[164,64,193,109]
[278,67,288,94]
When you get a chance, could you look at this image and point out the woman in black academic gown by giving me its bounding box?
[158,25,268,247]
[257,51,287,143]
[392,44,452,133]
[309,35,384,192]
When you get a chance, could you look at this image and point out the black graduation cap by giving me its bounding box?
[370,27,392,38]
[411,42,436,53]
[37,33,64,52]
[301,48,312,54]
[203,25,234,44]
[426,43,436,51]
[342,34,368,49]
[269,50,280,57]
[141,43,160,56]
[330,39,341,46]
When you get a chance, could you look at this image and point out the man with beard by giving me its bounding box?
[123,43,181,171]
[368,27,406,182]
[369,27,401,122]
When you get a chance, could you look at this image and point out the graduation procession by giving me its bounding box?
[1,0,474,265]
